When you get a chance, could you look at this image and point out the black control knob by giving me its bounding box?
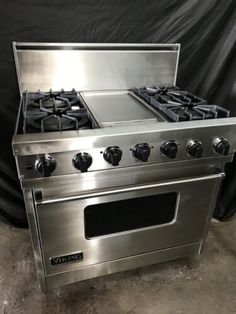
[35,155,56,177]
[73,152,93,172]
[160,141,178,159]
[213,138,230,155]
[186,140,203,158]
[103,146,122,166]
[133,143,151,162]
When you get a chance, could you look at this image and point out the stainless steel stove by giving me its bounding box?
[12,43,236,291]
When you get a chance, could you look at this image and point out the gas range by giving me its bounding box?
[12,43,236,291]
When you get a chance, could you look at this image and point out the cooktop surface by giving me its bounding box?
[21,87,230,134]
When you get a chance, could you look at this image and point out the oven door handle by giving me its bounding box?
[34,172,225,205]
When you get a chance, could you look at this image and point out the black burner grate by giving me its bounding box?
[23,90,92,133]
[133,86,230,122]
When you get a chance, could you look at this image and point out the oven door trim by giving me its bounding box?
[83,191,180,240]
[34,172,225,205]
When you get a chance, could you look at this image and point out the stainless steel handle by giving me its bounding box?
[34,172,225,205]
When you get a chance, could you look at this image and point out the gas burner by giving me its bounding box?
[133,87,230,122]
[23,90,93,133]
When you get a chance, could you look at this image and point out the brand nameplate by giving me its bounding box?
[50,252,83,265]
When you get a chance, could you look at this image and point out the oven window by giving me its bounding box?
[84,192,177,238]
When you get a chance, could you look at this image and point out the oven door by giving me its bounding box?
[34,172,223,275]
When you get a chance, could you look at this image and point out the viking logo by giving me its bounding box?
[50,252,83,265]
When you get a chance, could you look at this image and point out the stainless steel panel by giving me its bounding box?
[13,117,236,157]
[21,156,231,191]
[45,241,201,289]
[81,90,162,127]
[35,172,223,276]
[16,149,232,181]
[13,117,236,180]
[199,169,223,253]
[23,189,46,290]
[36,172,224,205]
[13,43,180,93]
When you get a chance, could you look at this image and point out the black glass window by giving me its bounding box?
[84,192,177,238]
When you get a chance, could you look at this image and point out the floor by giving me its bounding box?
[0,220,236,314]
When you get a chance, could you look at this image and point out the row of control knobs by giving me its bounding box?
[160,138,230,159]
[72,147,123,172]
[72,144,151,173]
[35,137,230,176]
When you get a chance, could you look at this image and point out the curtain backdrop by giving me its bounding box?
[1,0,236,226]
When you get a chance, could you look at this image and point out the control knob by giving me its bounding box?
[160,141,178,159]
[133,143,151,162]
[186,140,203,158]
[73,152,93,172]
[213,137,230,155]
[35,155,56,177]
[103,146,122,166]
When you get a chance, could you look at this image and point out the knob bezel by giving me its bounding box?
[72,152,93,172]
[160,140,178,159]
[212,137,230,156]
[35,154,57,177]
[133,143,151,162]
[103,146,122,166]
[186,140,203,158]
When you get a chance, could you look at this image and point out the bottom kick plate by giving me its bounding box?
[44,241,201,290]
